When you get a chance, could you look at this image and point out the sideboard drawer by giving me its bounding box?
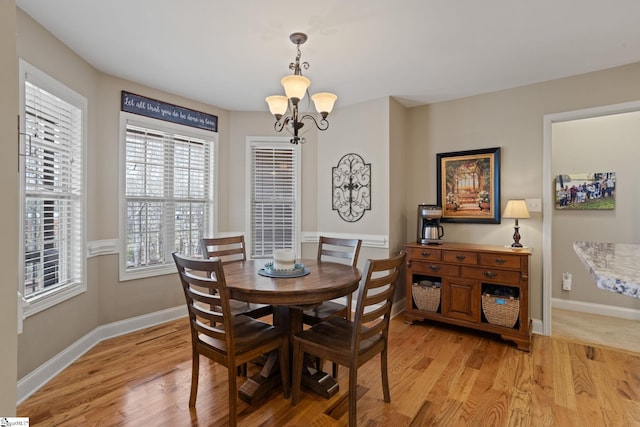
[442,250,478,265]
[478,253,521,269]
[411,262,459,277]
[408,247,442,261]
[460,266,521,284]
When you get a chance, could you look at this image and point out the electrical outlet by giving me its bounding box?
[525,198,542,213]
[562,272,572,291]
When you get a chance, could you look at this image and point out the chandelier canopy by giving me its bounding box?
[265,32,337,145]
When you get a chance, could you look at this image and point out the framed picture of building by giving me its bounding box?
[436,147,501,223]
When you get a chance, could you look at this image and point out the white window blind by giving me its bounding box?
[250,143,298,258]
[124,121,213,275]
[21,77,84,303]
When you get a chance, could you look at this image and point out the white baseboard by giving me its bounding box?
[391,297,406,318]
[552,298,640,321]
[17,305,186,405]
[531,318,544,335]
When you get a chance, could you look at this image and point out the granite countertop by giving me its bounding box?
[573,241,640,298]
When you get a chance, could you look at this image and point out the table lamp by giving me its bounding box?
[503,199,530,247]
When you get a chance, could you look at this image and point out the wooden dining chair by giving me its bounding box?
[200,236,273,320]
[291,251,406,427]
[172,252,290,427]
[302,236,362,377]
[303,236,361,323]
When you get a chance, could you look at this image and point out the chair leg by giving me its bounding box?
[348,366,358,427]
[236,363,247,377]
[228,364,238,427]
[189,351,199,407]
[279,339,290,398]
[381,348,390,403]
[291,340,303,405]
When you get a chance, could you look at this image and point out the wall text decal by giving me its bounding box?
[121,91,217,132]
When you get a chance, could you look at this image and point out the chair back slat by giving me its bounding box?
[173,252,235,354]
[352,251,406,351]
[317,236,362,267]
[201,236,247,264]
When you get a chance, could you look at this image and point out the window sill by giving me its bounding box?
[119,264,177,282]
[23,283,86,318]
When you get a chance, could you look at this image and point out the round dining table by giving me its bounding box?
[222,259,361,404]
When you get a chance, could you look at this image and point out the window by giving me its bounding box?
[121,113,215,280]
[19,60,86,315]
[247,137,300,258]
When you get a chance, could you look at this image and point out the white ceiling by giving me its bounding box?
[16,0,640,112]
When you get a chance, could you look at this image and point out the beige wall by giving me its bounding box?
[552,111,640,308]
[0,0,19,415]
[315,98,392,267]
[389,98,409,300]
[389,97,408,253]
[16,10,230,378]
[16,8,101,379]
[405,62,640,320]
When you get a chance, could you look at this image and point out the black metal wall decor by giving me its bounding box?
[332,153,371,222]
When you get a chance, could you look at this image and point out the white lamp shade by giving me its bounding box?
[265,95,289,116]
[281,75,310,101]
[311,92,337,114]
[503,199,530,219]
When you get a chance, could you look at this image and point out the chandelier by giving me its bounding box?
[265,32,337,145]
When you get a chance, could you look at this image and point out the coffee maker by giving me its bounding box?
[417,204,444,245]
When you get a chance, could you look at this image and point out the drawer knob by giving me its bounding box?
[421,252,431,257]
[482,271,497,279]
[456,255,466,261]
[428,265,441,272]
[495,258,506,265]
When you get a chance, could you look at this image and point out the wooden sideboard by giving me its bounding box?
[404,242,532,351]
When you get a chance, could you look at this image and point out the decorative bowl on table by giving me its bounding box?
[258,261,310,278]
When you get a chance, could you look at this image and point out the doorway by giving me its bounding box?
[542,101,640,343]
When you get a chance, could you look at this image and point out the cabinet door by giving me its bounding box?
[441,277,481,322]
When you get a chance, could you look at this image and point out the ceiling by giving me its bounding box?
[16,0,640,112]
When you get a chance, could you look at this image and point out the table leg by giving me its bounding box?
[238,305,339,403]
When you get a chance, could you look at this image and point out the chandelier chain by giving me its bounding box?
[289,43,309,75]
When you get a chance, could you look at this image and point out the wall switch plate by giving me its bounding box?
[525,198,542,213]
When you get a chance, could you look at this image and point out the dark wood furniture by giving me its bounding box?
[404,242,532,351]
[303,236,362,324]
[291,252,406,427]
[200,236,273,320]
[222,258,362,403]
[303,236,362,377]
[172,253,290,427]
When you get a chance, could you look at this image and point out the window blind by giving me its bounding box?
[250,144,297,258]
[23,80,83,299]
[125,123,212,271]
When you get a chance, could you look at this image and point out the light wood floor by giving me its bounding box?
[18,315,640,426]
[552,308,640,353]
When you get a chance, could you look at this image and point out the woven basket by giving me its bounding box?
[412,283,441,312]
[482,294,519,328]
